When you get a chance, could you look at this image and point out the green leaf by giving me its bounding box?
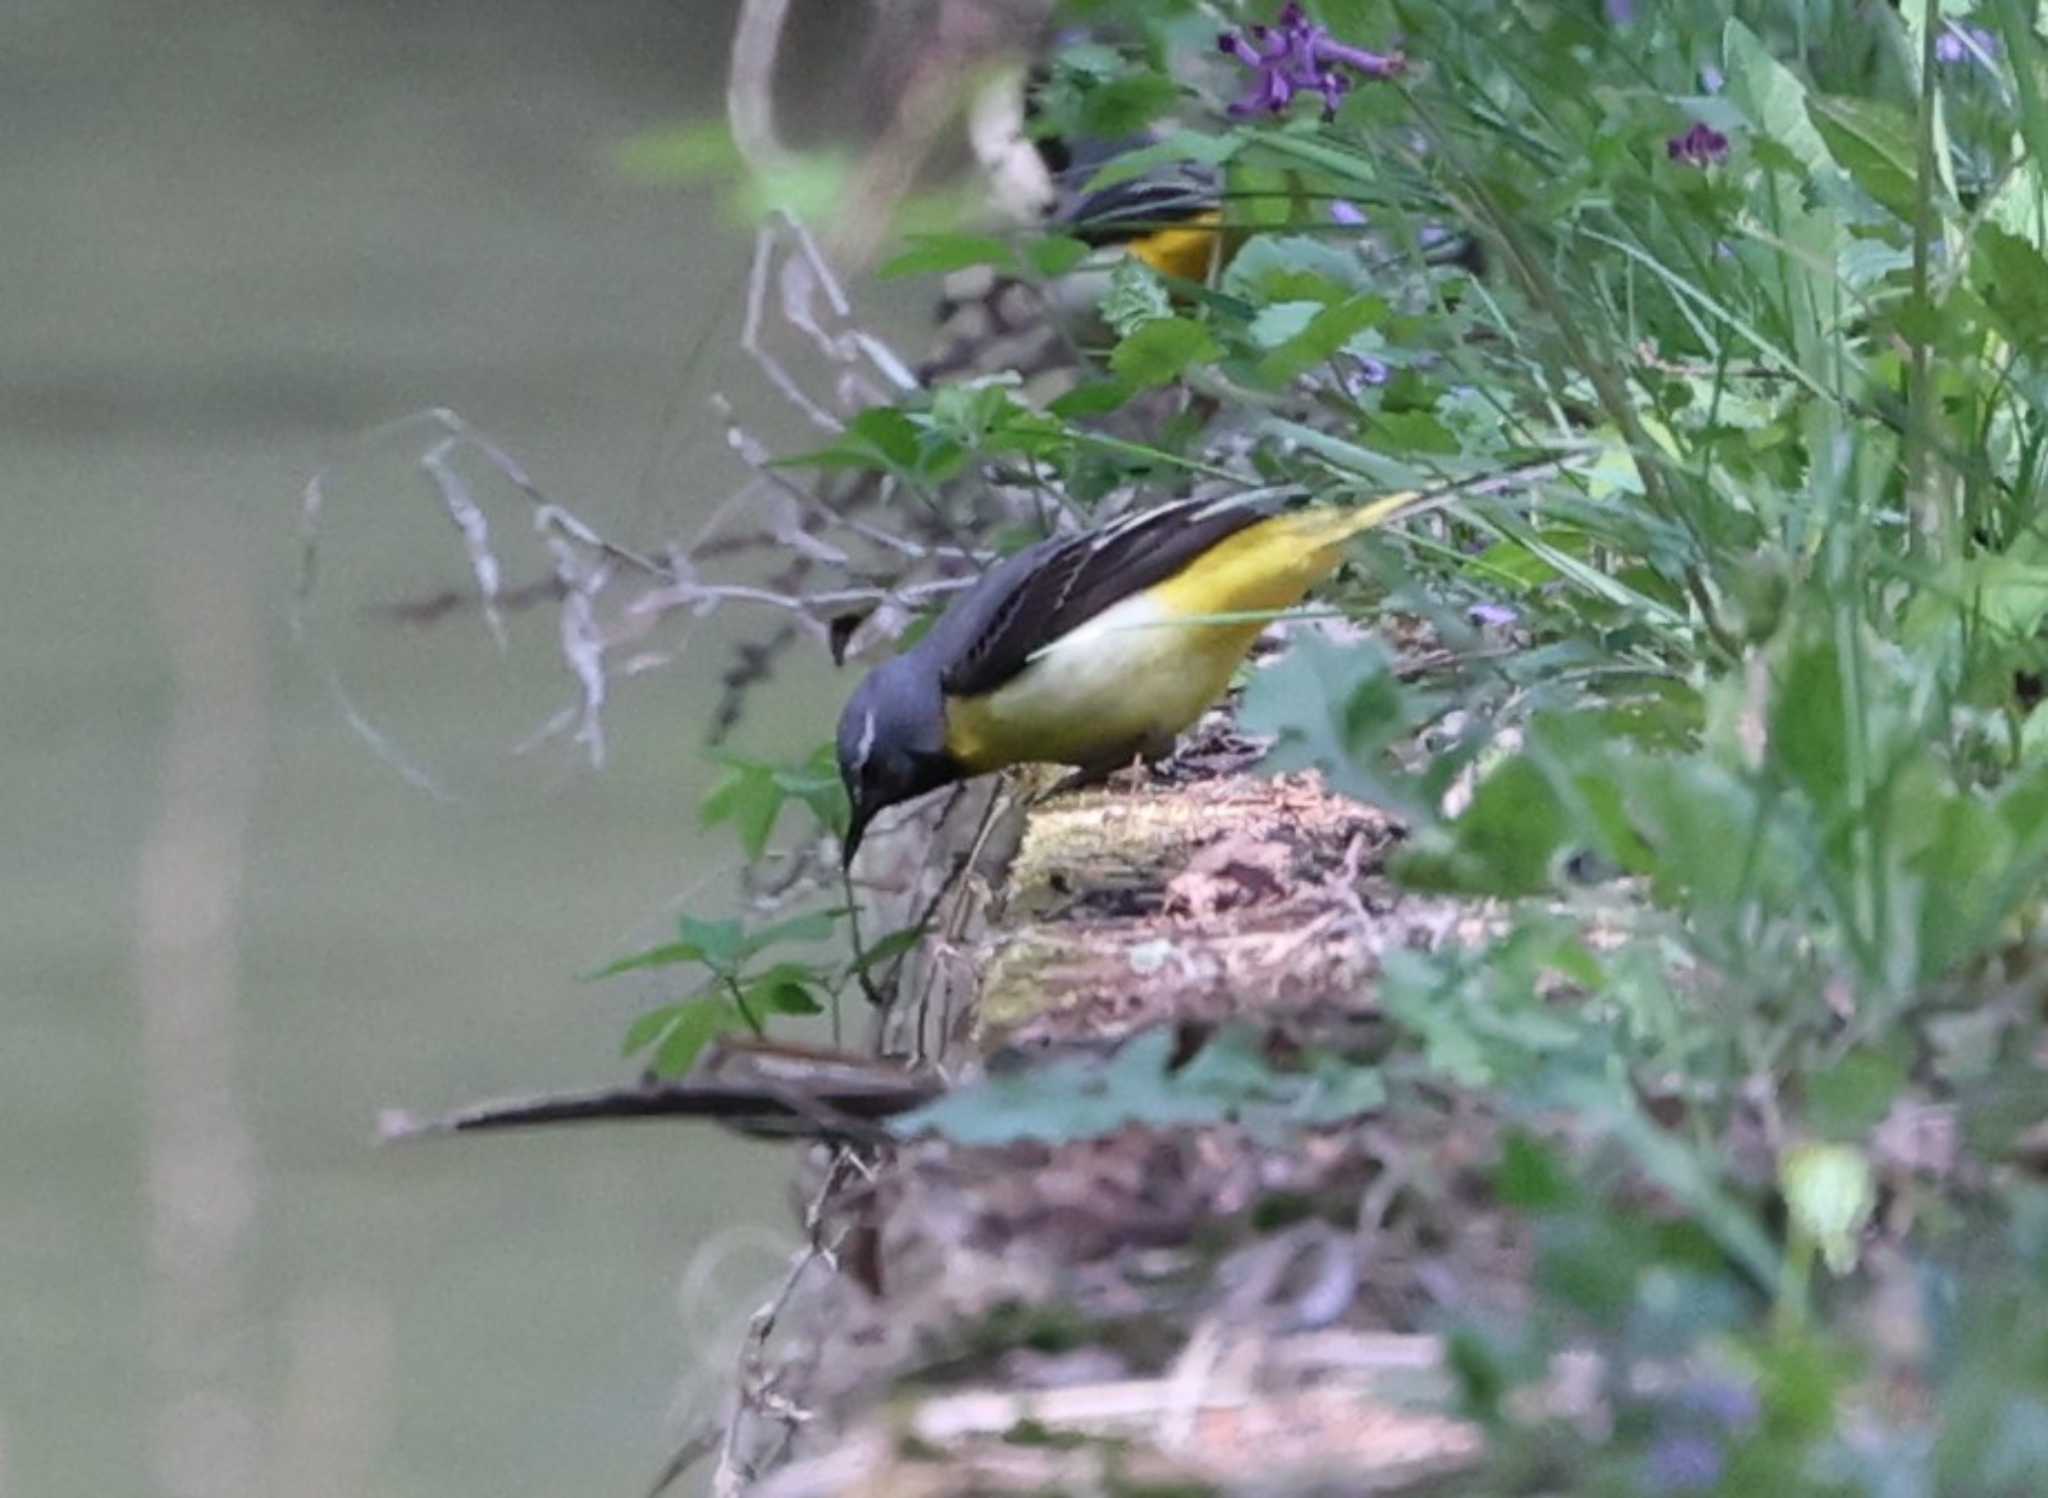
[1769,633,1849,817]
[1058,69,1180,141]
[1026,235,1092,278]
[586,940,705,980]
[1252,294,1387,386]
[891,1025,1385,1146]
[1076,128,1240,193]
[1109,315,1220,388]
[1395,755,1574,897]
[611,121,742,183]
[732,909,843,962]
[1221,234,1365,301]
[1245,300,1322,350]
[675,915,745,971]
[621,1002,689,1056]
[846,924,927,978]
[645,997,749,1078]
[1804,1048,1908,1141]
[877,233,1017,279]
[777,407,923,474]
[1495,1131,1581,1211]
[746,962,826,1016]
[1369,409,1461,456]
[1243,634,1401,791]
[1099,259,1174,337]
[1975,226,2048,351]
[702,759,783,859]
[1724,19,1830,174]
[1228,158,1296,231]
[1807,94,1930,221]
[1048,380,1135,420]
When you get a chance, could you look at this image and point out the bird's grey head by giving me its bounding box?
[836,653,961,865]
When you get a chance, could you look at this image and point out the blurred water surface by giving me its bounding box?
[0,2,875,1493]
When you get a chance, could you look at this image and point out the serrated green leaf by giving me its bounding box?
[1808,94,1930,220]
[1246,300,1322,350]
[778,407,923,475]
[1240,633,1425,810]
[1109,315,1220,387]
[1221,234,1364,300]
[1252,294,1386,386]
[1724,19,1830,173]
[1099,259,1173,337]
[1395,755,1574,896]
[1975,225,2048,350]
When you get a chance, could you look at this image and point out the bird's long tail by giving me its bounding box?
[1292,452,1573,550]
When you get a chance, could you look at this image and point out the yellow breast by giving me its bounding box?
[1125,210,1224,284]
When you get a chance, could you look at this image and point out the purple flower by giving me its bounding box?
[1935,23,1999,67]
[1467,601,1519,628]
[1645,1433,1724,1493]
[1218,2,1405,122]
[1667,122,1729,168]
[1674,1377,1760,1432]
[1336,352,1389,394]
[1329,199,1368,226]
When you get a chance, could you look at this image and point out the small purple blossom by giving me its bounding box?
[1218,2,1405,122]
[1645,1433,1725,1493]
[1935,22,1999,67]
[1468,601,1519,629]
[1667,121,1730,168]
[1673,1377,1761,1433]
[1335,352,1389,395]
[1329,199,1367,226]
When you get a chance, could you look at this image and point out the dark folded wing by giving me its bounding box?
[933,492,1289,701]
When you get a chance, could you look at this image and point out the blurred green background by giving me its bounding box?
[0,2,887,1493]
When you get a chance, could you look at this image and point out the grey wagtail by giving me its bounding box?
[835,484,1458,862]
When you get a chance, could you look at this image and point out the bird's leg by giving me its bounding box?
[1038,730,1178,802]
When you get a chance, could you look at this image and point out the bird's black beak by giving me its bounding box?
[841,799,873,868]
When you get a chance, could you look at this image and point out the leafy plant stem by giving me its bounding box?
[721,973,766,1038]
[1905,0,1943,552]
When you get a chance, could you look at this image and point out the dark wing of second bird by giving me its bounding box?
[928,493,1289,701]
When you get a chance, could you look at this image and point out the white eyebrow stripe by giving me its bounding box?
[853,709,877,769]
